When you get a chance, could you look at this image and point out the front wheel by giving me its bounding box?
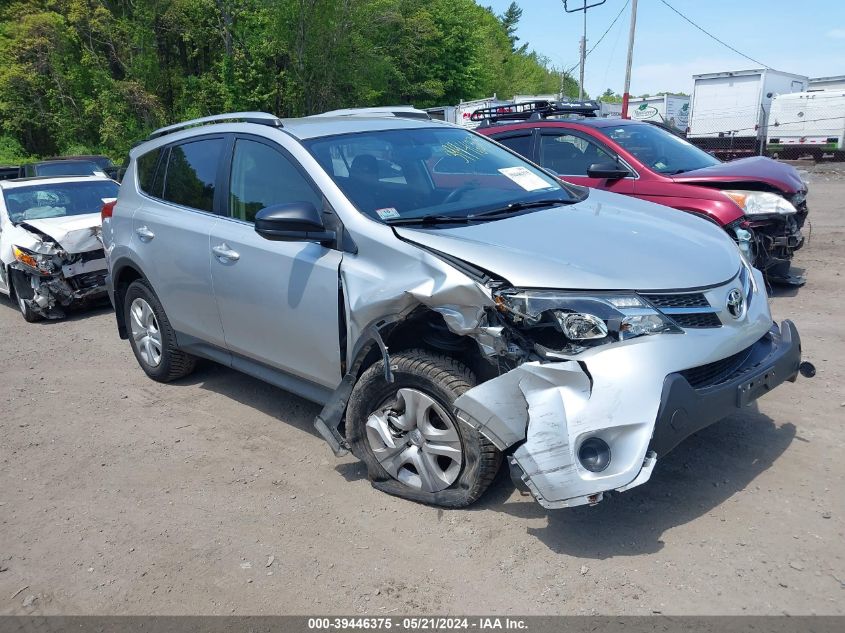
[346,350,501,507]
[10,271,40,323]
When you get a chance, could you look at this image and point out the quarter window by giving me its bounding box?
[161,138,224,212]
[539,134,614,176]
[136,148,162,196]
[228,139,321,223]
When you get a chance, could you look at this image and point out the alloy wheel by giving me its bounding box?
[129,297,163,367]
[365,388,463,492]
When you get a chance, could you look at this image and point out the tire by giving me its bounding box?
[9,270,40,323]
[346,350,501,508]
[123,279,196,382]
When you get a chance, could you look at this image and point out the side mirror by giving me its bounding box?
[586,161,630,180]
[254,202,335,244]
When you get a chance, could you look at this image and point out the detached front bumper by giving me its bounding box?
[456,320,804,510]
[747,213,806,284]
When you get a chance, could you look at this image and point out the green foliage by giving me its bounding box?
[600,88,622,103]
[0,0,577,160]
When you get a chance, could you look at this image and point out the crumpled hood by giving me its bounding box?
[395,189,741,291]
[671,156,805,193]
[15,213,103,254]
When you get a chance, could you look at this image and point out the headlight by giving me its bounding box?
[723,190,796,215]
[496,290,682,355]
[13,245,55,275]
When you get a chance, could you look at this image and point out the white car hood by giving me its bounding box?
[13,213,103,254]
[396,189,741,291]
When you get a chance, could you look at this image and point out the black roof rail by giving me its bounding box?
[147,112,283,141]
[473,100,601,126]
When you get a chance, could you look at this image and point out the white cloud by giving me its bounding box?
[827,28,845,39]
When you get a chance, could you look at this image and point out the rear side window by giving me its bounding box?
[136,148,162,195]
[228,139,321,223]
[161,138,224,212]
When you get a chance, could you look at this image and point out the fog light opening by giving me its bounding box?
[578,437,611,473]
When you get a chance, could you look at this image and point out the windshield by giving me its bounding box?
[603,123,720,174]
[3,180,119,224]
[305,127,576,224]
[36,161,101,176]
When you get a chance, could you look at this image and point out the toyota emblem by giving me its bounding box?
[727,289,745,319]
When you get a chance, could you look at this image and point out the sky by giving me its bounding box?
[480,0,845,98]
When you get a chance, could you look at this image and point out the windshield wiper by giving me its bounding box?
[384,214,474,226]
[468,198,572,220]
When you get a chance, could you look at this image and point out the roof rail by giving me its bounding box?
[472,100,601,127]
[148,112,283,140]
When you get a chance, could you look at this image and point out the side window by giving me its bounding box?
[161,138,224,212]
[539,134,614,176]
[136,147,162,196]
[229,139,322,223]
[495,134,533,161]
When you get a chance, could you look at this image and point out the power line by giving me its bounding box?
[658,0,771,69]
[563,0,630,77]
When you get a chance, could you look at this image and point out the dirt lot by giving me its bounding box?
[1,165,843,616]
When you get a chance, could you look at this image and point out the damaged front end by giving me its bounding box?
[10,227,108,319]
[317,239,809,509]
[725,189,808,286]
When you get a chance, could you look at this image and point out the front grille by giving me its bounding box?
[680,345,754,389]
[642,292,721,329]
[79,249,106,263]
[642,293,709,309]
[70,271,107,291]
[670,312,722,328]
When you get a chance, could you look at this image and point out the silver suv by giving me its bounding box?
[103,112,811,509]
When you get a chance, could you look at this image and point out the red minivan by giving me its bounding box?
[475,102,808,285]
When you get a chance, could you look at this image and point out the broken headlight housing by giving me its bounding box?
[496,290,682,356]
[12,245,56,275]
[723,190,796,216]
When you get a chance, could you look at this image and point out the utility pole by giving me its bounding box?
[621,0,639,118]
[563,0,606,101]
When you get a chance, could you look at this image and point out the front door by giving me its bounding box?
[537,131,637,195]
[209,136,343,389]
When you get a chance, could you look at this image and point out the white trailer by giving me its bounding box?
[809,75,845,92]
[425,95,511,129]
[687,69,808,158]
[627,94,689,131]
[766,90,845,158]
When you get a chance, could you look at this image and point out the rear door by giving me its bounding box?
[209,135,343,389]
[132,135,227,347]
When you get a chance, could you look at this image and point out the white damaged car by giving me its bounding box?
[105,113,814,510]
[0,175,118,321]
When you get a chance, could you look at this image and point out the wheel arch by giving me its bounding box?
[111,257,148,339]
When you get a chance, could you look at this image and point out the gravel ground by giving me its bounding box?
[0,166,843,615]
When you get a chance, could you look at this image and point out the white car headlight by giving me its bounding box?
[724,190,796,216]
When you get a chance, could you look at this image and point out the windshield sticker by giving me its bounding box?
[498,167,552,191]
[376,207,401,220]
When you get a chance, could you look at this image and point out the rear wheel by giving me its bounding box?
[346,350,501,507]
[124,279,196,382]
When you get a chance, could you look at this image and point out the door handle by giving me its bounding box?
[212,243,240,262]
[135,226,155,241]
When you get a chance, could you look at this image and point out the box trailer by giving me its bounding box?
[767,90,845,159]
[628,94,689,131]
[809,76,845,92]
[687,69,808,158]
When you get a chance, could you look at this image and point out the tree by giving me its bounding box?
[499,2,527,53]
